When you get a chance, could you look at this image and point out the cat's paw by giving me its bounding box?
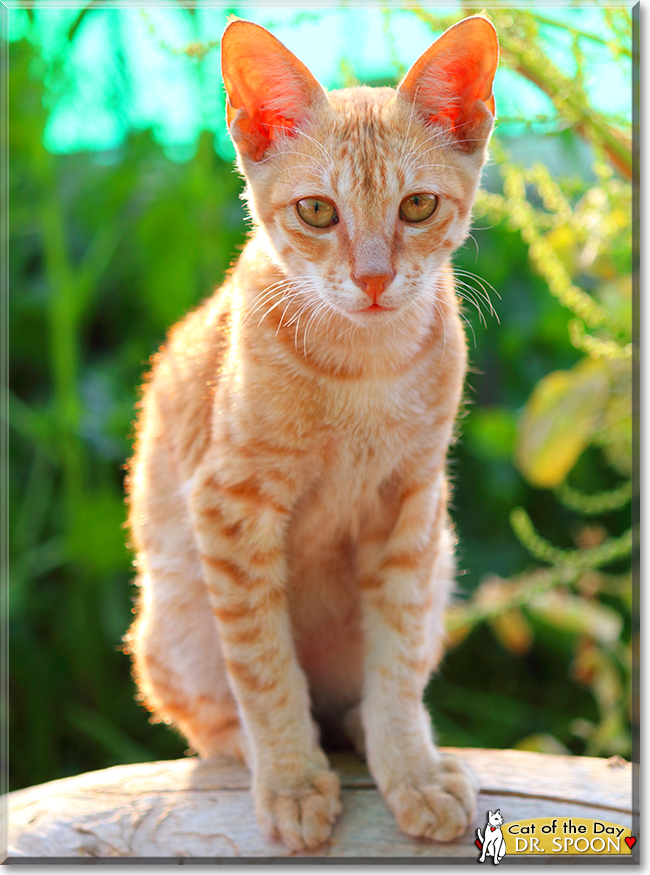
[385,754,477,843]
[254,769,342,851]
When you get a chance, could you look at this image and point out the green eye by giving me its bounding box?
[399,193,438,223]
[296,198,338,228]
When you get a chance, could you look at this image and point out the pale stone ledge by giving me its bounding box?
[6,748,634,860]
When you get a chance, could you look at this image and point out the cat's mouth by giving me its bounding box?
[357,303,395,314]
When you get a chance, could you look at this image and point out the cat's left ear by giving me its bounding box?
[221,20,327,161]
[397,15,498,152]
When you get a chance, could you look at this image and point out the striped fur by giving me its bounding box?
[126,16,498,850]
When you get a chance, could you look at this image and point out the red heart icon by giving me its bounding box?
[625,837,636,849]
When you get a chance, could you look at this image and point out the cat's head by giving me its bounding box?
[221,17,498,327]
[488,810,504,826]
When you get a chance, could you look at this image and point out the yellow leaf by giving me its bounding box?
[601,362,632,475]
[545,225,578,272]
[489,609,534,656]
[529,591,623,648]
[514,733,571,755]
[516,359,610,487]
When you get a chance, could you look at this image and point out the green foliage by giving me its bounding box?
[9,35,246,789]
[8,7,634,790]
[430,7,634,759]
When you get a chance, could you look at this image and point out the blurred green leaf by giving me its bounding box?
[68,489,128,575]
[465,407,518,461]
[600,373,633,476]
[528,591,623,648]
[66,704,152,765]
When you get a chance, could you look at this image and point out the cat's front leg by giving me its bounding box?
[359,472,477,842]
[190,462,341,851]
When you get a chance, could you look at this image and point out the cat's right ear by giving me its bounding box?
[221,20,326,162]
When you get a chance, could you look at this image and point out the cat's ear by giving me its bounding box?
[397,15,498,152]
[488,810,493,817]
[221,20,326,162]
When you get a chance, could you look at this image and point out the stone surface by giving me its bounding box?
[6,748,635,860]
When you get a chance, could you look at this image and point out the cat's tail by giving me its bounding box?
[477,828,484,845]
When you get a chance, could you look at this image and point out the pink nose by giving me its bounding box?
[352,271,395,302]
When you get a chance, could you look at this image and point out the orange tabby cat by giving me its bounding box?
[126,15,498,851]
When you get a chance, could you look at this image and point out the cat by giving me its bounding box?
[477,809,507,864]
[125,15,498,852]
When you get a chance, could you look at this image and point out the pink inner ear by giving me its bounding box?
[226,70,302,161]
[228,56,304,124]
[226,106,297,162]
[222,21,324,161]
[399,17,498,144]
[428,55,496,131]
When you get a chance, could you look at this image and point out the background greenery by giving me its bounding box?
[7,4,635,792]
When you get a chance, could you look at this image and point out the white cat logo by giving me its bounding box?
[477,809,506,864]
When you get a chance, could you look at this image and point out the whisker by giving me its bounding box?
[455,288,488,328]
[453,277,496,324]
[400,120,461,177]
[466,232,480,263]
[458,309,478,347]
[244,283,301,324]
[398,85,421,176]
[293,306,310,355]
[453,270,501,325]
[254,149,330,179]
[303,303,331,360]
[423,292,448,361]
[257,292,304,328]
[324,306,338,340]
[411,161,461,171]
[401,119,483,173]
[265,124,336,175]
[244,276,322,328]
[454,268,502,301]
[285,296,318,328]
[275,293,307,336]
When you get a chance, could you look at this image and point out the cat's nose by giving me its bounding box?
[352,271,396,302]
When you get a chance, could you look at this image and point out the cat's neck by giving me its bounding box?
[233,234,460,379]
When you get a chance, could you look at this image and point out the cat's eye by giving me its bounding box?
[296,198,338,228]
[399,193,439,223]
